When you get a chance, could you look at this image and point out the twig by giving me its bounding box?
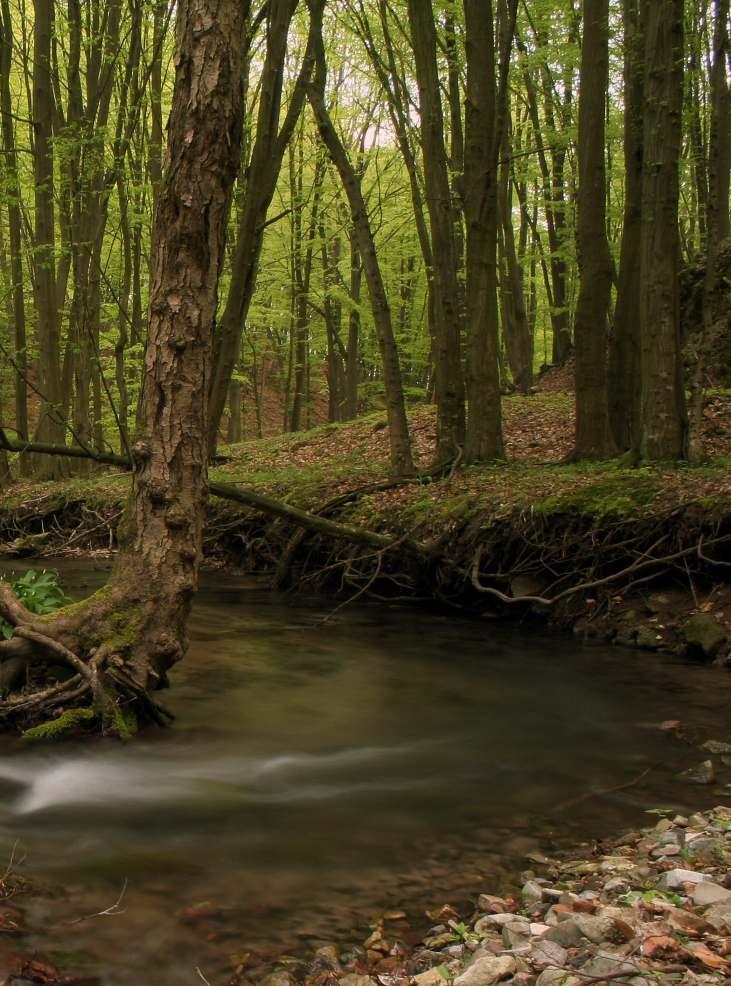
[195,968,213,986]
[0,839,25,885]
[66,879,128,925]
[553,766,651,814]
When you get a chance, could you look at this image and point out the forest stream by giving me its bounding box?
[1,560,731,986]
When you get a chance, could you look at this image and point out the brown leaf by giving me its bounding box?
[641,935,681,959]
[685,942,731,971]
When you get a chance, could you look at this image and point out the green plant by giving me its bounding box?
[0,569,67,639]
[618,887,684,908]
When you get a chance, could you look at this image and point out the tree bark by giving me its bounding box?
[573,0,614,459]
[31,0,66,476]
[463,0,516,462]
[0,0,244,728]
[406,0,465,466]
[608,0,644,451]
[637,0,687,460]
[0,0,28,467]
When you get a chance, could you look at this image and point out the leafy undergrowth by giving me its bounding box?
[1,392,730,547]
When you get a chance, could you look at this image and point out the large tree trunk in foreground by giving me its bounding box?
[0,0,244,732]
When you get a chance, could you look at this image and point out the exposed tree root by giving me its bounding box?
[0,578,174,736]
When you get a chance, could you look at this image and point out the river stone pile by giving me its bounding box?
[256,805,731,986]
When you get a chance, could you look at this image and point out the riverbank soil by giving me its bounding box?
[1,390,730,668]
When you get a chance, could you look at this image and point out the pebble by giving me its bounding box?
[659,867,708,889]
[339,806,731,986]
[531,940,568,970]
[690,881,731,906]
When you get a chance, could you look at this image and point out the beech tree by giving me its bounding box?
[573,0,614,459]
[0,0,244,728]
[637,0,687,460]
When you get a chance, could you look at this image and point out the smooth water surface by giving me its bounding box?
[1,560,730,985]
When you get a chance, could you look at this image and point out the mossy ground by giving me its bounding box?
[2,394,730,548]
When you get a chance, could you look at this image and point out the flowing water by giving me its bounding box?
[1,560,731,985]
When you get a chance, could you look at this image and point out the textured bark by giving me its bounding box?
[463,0,516,462]
[638,0,687,460]
[517,32,573,367]
[308,28,415,475]
[31,0,66,473]
[573,0,614,459]
[498,123,533,394]
[608,0,644,451]
[0,0,27,461]
[407,0,465,466]
[688,0,730,461]
[0,0,244,720]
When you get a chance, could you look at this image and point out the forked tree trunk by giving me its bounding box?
[0,0,244,730]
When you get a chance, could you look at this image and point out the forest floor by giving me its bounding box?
[1,385,731,665]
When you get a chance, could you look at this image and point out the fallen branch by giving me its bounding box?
[0,433,430,557]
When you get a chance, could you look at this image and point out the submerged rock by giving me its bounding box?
[684,614,728,658]
[679,760,716,784]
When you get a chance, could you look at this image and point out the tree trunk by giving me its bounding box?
[0,0,28,468]
[637,0,687,461]
[31,0,66,477]
[407,0,465,466]
[463,0,516,463]
[206,0,318,455]
[498,115,533,394]
[608,0,644,451]
[573,0,614,459]
[0,0,244,730]
[308,27,415,476]
[688,0,730,462]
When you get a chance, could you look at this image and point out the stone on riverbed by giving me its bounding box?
[691,881,731,906]
[530,940,568,970]
[412,968,449,986]
[453,954,516,986]
[659,867,708,889]
[679,760,716,784]
[578,950,638,978]
[683,614,728,658]
[703,901,731,930]
[534,966,581,986]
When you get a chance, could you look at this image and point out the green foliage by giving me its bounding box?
[618,887,685,908]
[0,569,67,639]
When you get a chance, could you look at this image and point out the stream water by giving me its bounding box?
[1,560,731,985]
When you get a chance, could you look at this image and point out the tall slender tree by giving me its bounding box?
[637,0,687,460]
[573,0,614,458]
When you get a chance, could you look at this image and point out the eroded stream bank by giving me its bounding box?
[1,562,731,985]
